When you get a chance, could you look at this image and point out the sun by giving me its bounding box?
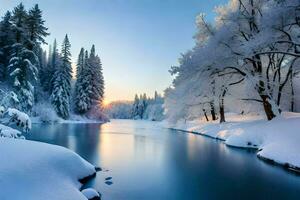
[102,99,110,107]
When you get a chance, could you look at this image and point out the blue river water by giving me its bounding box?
[28,120,300,200]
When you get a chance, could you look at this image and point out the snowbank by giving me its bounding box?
[0,138,96,200]
[166,112,300,171]
[31,102,109,124]
[31,114,107,124]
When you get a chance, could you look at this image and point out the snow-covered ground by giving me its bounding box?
[165,112,300,171]
[31,114,107,124]
[0,138,97,200]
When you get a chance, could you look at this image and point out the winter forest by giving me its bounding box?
[1,1,300,200]
[165,0,300,123]
[0,3,105,124]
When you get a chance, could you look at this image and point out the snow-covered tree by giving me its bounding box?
[51,35,72,119]
[130,92,164,120]
[26,4,49,50]
[165,0,300,123]
[7,4,38,112]
[74,45,105,116]
[0,11,14,81]
[74,49,93,113]
[75,48,85,80]
[88,45,104,107]
[104,101,133,119]
[0,90,31,138]
[131,94,139,118]
[8,43,38,111]
[41,40,59,93]
[0,3,48,112]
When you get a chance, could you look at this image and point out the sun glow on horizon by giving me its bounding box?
[102,99,110,107]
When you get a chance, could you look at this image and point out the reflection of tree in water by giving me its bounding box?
[29,123,102,165]
[133,134,146,158]
[28,124,69,147]
[70,123,101,164]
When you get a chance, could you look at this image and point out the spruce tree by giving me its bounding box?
[88,45,104,107]
[74,50,93,113]
[8,3,38,111]
[10,3,27,44]
[74,45,105,115]
[26,4,49,99]
[51,35,72,119]
[26,4,49,49]
[60,35,72,94]
[48,39,60,93]
[0,11,13,81]
[132,94,139,118]
[76,48,84,80]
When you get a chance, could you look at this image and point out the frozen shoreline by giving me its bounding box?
[164,112,300,174]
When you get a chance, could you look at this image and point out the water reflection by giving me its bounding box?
[28,120,300,200]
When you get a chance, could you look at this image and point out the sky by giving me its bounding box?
[0,0,228,103]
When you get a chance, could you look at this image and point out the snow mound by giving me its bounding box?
[82,188,100,200]
[0,138,96,200]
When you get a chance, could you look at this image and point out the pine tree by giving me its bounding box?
[88,45,104,106]
[8,3,38,111]
[74,45,105,115]
[26,4,49,50]
[48,39,60,93]
[10,3,27,44]
[132,94,139,118]
[75,48,84,80]
[74,49,93,113]
[51,35,72,119]
[154,91,158,102]
[136,94,144,119]
[0,11,13,81]
[27,4,48,101]
[8,44,38,111]
[35,46,47,102]
[60,35,72,94]
[2,3,49,111]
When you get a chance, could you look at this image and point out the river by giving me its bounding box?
[28,120,300,200]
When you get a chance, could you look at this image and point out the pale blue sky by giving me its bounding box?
[0,0,227,102]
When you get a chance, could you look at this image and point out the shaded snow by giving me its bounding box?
[0,124,21,138]
[0,138,96,200]
[81,188,100,199]
[165,112,300,168]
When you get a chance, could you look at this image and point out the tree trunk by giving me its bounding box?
[219,102,225,123]
[219,90,226,123]
[257,74,277,120]
[261,95,276,120]
[203,109,209,122]
[210,101,217,121]
[290,73,294,112]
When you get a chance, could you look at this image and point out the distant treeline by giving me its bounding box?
[104,91,164,121]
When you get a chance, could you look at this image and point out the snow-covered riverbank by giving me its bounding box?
[31,114,108,124]
[0,138,99,200]
[165,112,300,172]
